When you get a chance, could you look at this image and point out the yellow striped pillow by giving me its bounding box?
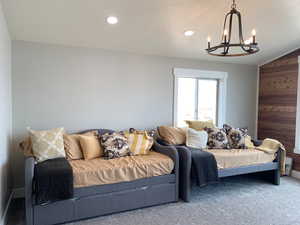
[124,130,154,155]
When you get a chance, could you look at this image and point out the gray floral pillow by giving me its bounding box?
[101,132,131,159]
[204,127,230,149]
[223,124,248,149]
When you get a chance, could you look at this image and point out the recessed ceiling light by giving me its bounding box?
[184,30,195,37]
[106,16,118,25]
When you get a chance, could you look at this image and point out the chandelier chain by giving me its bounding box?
[231,0,236,9]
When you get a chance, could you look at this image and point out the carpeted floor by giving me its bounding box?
[8,176,300,225]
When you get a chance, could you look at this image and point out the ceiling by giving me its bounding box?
[1,0,300,65]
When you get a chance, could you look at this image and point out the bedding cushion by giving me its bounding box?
[205,127,230,149]
[20,130,99,159]
[157,126,186,145]
[79,135,103,160]
[28,127,65,163]
[20,137,34,157]
[64,130,99,160]
[185,120,215,131]
[70,151,174,187]
[204,148,276,169]
[186,128,208,149]
[101,132,131,159]
[223,124,248,149]
[245,135,255,148]
[124,129,153,155]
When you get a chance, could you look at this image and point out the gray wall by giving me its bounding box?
[0,2,11,224]
[12,40,258,188]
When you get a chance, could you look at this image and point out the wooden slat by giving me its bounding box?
[258,48,300,154]
[287,153,300,171]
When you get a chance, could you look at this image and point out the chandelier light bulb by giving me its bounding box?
[223,29,228,36]
[244,39,251,45]
[252,29,256,36]
[184,30,195,36]
[106,16,118,25]
[207,36,211,48]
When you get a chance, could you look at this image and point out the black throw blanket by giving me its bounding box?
[34,158,73,205]
[188,147,219,186]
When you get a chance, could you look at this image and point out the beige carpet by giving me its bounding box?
[8,176,300,225]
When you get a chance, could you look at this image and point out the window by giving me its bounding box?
[173,68,227,127]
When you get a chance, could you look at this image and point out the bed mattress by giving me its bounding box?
[204,148,276,170]
[69,151,174,187]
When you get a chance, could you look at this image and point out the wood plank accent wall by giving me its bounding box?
[287,153,300,171]
[258,49,300,154]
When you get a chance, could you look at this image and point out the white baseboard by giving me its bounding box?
[0,191,13,225]
[291,170,300,180]
[13,187,25,199]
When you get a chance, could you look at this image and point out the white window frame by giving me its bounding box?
[173,68,228,127]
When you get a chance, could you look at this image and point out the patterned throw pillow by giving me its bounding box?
[101,132,131,159]
[223,124,248,149]
[28,127,66,163]
[204,127,230,149]
[124,129,154,155]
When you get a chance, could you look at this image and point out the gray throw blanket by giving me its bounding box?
[34,158,73,205]
[188,147,219,186]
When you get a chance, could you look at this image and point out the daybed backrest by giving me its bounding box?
[77,129,115,136]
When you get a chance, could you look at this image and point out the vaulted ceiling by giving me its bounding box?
[1,0,300,65]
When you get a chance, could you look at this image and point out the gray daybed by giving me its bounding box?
[25,142,179,225]
[158,138,282,202]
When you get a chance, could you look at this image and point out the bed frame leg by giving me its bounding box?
[273,169,280,185]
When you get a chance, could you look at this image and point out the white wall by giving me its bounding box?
[0,2,11,224]
[12,40,258,188]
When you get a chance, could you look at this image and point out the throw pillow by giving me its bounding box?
[63,130,98,160]
[28,127,65,163]
[101,132,131,159]
[223,124,248,149]
[19,137,34,157]
[78,135,103,160]
[186,128,208,149]
[185,120,215,131]
[204,127,230,149]
[245,135,255,149]
[124,129,154,155]
[157,126,186,145]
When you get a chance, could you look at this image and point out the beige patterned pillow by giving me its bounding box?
[28,127,66,162]
[185,120,215,131]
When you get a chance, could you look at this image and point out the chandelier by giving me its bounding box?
[206,0,259,57]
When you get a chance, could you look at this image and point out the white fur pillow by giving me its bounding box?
[186,128,208,149]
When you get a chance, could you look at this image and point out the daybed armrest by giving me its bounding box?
[155,137,172,146]
[152,141,179,201]
[152,141,178,170]
[25,156,35,225]
[154,140,192,202]
[172,145,192,202]
[251,139,263,147]
[276,147,283,163]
